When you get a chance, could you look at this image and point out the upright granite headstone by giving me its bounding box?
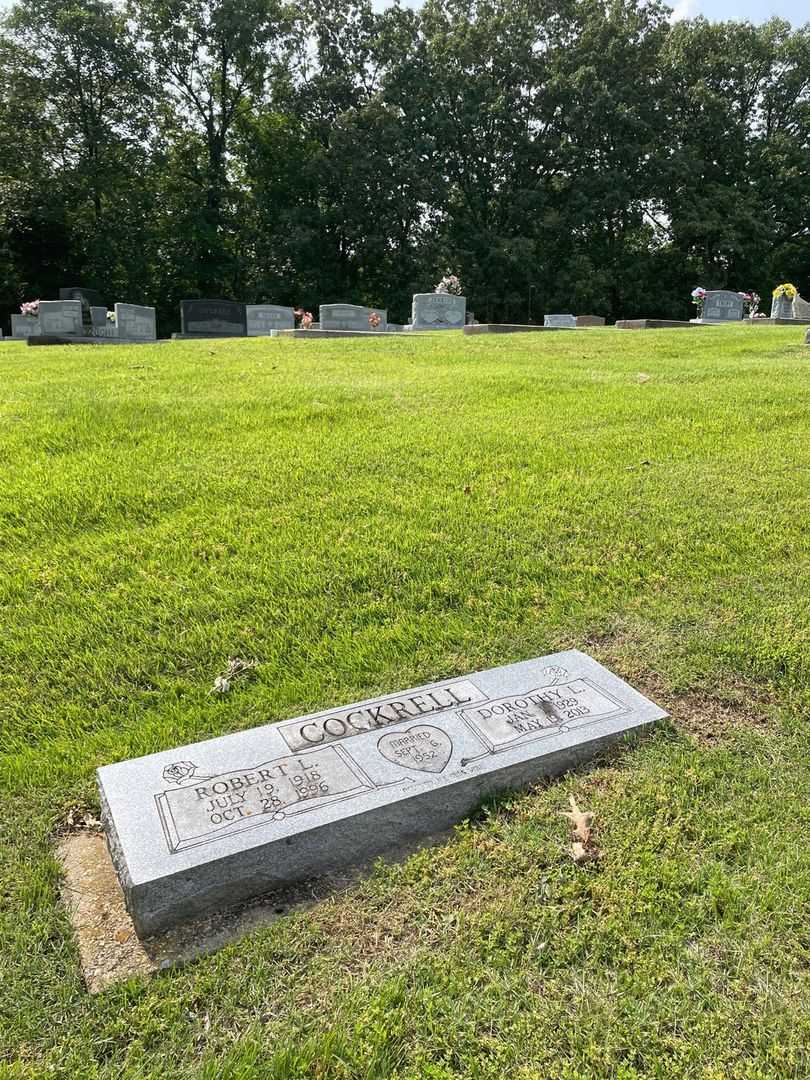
[702,291,743,322]
[576,315,606,327]
[319,304,388,332]
[38,300,83,336]
[98,650,666,936]
[90,307,108,331]
[793,295,810,319]
[408,293,466,330]
[544,314,577,328]
[180,300,247,338]
[115,304,157,341]
[11,314,41,339]
[246,305,295,335]
[59,286,106,308]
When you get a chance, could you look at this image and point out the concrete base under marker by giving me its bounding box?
[463,324,578,335]
[615,319,706,330]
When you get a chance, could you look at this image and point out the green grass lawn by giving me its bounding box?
[1,326,808,1079]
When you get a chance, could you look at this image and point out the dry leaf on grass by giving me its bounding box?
[211,657,259,694]
[559,794,601,863]
[558,794,594,845]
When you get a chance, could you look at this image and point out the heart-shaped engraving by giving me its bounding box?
[377,725,453,774]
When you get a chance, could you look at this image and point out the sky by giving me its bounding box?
[667,0,801,21]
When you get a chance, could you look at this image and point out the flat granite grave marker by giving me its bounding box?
[178,300,247,338]
[702,290,743,322]
[99,650,666,936]
[246,305,295,335]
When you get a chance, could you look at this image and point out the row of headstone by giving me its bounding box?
[11,301,157,341]
[178,300,296,337]
[10,287,157,342]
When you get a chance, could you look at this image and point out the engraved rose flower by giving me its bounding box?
[162,761,198,786]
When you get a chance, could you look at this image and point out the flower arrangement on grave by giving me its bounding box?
[434,273,463,296]
[20,299,40,316]
[368,311,381,329]
[106,310,116,323]
[772,283,797,300]
[738,291,760,316]
[690,286,706,316]
[294,308,313,329]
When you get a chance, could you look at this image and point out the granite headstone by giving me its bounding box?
[246,305,295,335]
[11,314,41,339]
[319,304,388,332]
[180,300,247,337]
[702,291,744,322]
[38,300,83,336]
[544,314,577,328]
[408,293,466,330]
[98,650,667,936]
[115,304,157,341]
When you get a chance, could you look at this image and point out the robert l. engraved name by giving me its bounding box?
[277,679,487,751]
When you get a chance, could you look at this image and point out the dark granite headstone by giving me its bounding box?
[180,300,247,338]
[60,286,106,308]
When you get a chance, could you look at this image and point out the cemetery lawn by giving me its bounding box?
[1,326,809,1080]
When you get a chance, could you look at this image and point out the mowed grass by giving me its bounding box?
[0,326,808,1079]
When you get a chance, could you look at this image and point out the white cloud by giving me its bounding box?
[669,0,699,21]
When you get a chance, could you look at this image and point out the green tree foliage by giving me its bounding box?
[0,0,807,328]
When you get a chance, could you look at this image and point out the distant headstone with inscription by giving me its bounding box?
[319,304,388,332]
[115,304,157,341]
[38,300,83,336]
[702,291,744,322]
[11,314,41,339]
[98,650,666,936]
[544,314,577,328]
[178,300,247,338]
[246,305,295,335]
[407,293,466,330]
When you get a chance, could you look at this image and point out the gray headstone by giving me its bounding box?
[771,295,795,319]
[60,286,106,308]
[544,314,577,328]
[90,306,108,330]
[702,291,744,322]
[319,304,388,332]
[180,300,247,337]
[11,314,41,339]
[246,305,295,335]
[115,303,157,341]
[576,315,606,327]
[38,300,83,336]
[408,293,467,330]
[98,650,666,936]
[793,295,810,319]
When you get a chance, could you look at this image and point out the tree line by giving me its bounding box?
[1,0,808,330]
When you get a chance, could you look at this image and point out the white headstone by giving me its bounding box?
[544,314,577,328]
